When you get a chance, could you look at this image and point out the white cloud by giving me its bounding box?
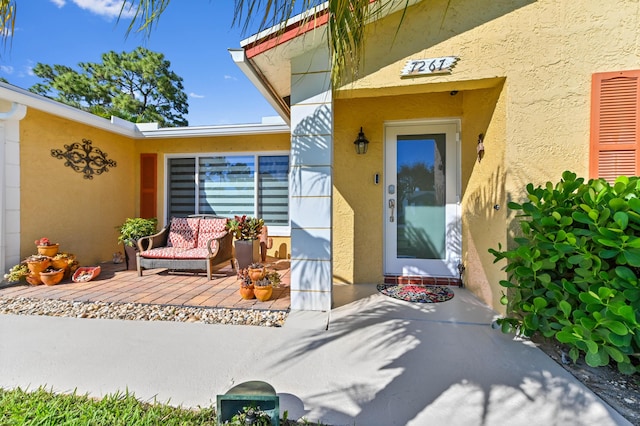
[71,0,136,19]
[224,75,237,81]
[0,65,13,74]
[189,92,205,99]
[50,0,66,7]
[26,66,34,76]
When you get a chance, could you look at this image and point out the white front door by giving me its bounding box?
[384,120,461,277]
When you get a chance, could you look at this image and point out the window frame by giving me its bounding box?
[164,151,290,236]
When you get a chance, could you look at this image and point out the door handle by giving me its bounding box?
[388,199,395,222]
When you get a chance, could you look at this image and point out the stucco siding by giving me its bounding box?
[20,109,135,264]
[332,0,639,311]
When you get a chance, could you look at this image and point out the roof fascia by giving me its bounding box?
[0,83,140,138]
[229,48,291,125]
[239,1,329,50]
[0,82,291,140]
[140,122,290,138]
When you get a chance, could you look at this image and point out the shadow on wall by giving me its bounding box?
[290,104,333,291]
[349,0,534,84]
[464,165,506,304]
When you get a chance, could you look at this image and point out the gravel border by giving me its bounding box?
[0,297,288,327]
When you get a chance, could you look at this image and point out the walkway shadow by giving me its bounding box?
[270,292,622,425]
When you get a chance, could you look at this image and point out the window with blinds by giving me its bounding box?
[590,70,640,182]
[167,154,289,230]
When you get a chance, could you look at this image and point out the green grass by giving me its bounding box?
[0,387,217,425]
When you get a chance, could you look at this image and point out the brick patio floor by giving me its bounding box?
[0,258,290,311]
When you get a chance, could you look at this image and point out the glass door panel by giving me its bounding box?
[385,122,460,276]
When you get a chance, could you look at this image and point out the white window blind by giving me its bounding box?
[167,154,289,229]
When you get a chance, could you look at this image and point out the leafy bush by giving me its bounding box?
[489,171,640,374]
[117,217,158,246]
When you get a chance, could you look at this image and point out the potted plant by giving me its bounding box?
[117,217,158,270]
[236,267,255,300]
[34,237,59,257]
[3,263,29,283]
[254,268,281,302]
[39,267,65,286]
[226,215,264,269]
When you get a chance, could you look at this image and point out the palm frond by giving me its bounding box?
[0,0,16,49]
[119,0,172,37]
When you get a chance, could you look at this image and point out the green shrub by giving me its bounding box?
[489,171,640,374]
[117,217,158,247]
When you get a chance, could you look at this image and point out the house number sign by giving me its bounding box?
[401,56,459,77]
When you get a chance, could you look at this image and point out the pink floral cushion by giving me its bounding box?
[167,217,199,249]
[197,218,228,248]
[139,247,212,260]
[139,247,185,259]
[172,248,210,259]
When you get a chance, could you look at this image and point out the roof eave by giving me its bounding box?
[0,83,141,138]
[140,122,290,138]
[229,48,291,125]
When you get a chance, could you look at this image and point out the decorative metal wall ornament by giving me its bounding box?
[51,138,117,180]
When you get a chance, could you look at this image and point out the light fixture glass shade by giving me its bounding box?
[354,127,369,154]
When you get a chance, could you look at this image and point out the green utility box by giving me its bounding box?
[216,380,279,425]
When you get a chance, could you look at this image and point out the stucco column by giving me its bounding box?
[289,47,333,311]
[0,102,26,275]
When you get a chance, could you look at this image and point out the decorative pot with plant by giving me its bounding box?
[247,262,266,281]
[226,215,264,269]
[51,252,75,270]
[117,217,158,270]
[34,237,59,257]
[3,263,29,283]
[236,266,255,300]
[253,278,273,302]
[39,267,64,286]
[25,254,51,274]
[253,269,281,302]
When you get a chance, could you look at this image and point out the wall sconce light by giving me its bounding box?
[354,127,369,155]
[477,133,485,162]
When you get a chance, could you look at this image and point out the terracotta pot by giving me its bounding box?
[248,267,265,282]
[40,269,64,286]
[51,256,74,271]
[254,284,273,302]
[239,284,255,300]
[26,259,51,274]
[37,244,59,257]
[26,273,42,285]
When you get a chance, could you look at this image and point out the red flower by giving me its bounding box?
[35,237,50,246]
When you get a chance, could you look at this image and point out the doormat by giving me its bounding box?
[376,284,454,303]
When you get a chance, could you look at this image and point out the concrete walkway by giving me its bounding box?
[0,284,630,425]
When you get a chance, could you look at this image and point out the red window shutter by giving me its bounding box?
[590,70,640,182]
[140,153,157,219]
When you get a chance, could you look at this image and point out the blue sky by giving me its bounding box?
[0,0,279,126]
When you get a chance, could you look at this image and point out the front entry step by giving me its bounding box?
[384,275,462,287]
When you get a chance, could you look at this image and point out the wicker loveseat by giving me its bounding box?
[136,215,234,280]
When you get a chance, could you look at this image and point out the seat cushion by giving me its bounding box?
[167,217,200,248]
[139,247,210,260]
[172,248,210,259]
[197,218,228,248]
[139,247,187,259]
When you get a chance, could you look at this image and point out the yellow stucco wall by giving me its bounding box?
[333,0,640,311]
[18,111,291,265]
[20,109,136,264]
[334,86,506,301]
